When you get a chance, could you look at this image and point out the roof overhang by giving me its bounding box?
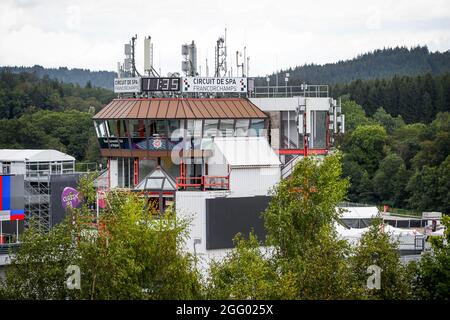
[93,98,267,120]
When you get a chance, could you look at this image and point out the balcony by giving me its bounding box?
[175,175,230,191]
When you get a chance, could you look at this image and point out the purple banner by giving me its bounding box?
[61,187,81,209]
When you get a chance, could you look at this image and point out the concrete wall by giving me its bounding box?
[175,191,230,272]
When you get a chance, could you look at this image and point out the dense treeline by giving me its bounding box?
[332,72,450,123]
[254,46,450,86]
[2,157,449,300]
[340,99,449,213]
[0,110,99,162]
[0,71,111,161]
[0,65,116,90]
[0,71,114,119]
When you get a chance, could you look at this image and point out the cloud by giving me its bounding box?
[0,0,449,76]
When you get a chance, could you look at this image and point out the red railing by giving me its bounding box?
[176,175,230,191]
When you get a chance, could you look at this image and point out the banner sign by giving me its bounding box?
[114,77,141,93]
[182,77,247,93]
[0,175,25,221]
[61,187,81,209]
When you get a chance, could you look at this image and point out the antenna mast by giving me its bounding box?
[214,28,227,77]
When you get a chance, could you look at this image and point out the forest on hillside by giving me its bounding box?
[255,46,450,86]
[0,65,116,90]
[331,72,450,123]
[0,71,114,162]
[339,100,449,213]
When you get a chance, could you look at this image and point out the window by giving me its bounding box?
[2,162,11,175]
[203,119,219,137]
[311,111,327,149]
[169,120,184,140]
[128,120,145,138]
[281,111,299,149]
[95,121,107,138]
[187,120,203,137]
[156,120,168,137]
[219,119,234,137]
[234,119,250,136]
[63,162,74,173]
[249,119,265,137]
[107,120,118,137]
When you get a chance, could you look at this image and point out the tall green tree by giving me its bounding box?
[351,218,415,299]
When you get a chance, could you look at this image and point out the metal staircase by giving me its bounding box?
[281,154,303,179]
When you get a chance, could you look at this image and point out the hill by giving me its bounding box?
[255,46,450,86]
[0,65,116,90]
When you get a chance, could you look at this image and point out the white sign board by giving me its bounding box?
[182,77,247,93]
[114,77,141,93]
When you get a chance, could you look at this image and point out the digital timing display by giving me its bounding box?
[141,77,181,91]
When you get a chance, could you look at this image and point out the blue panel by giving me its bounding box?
[2,175,10,210]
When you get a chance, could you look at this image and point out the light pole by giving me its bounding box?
[266,76,270,97]
[285,73,290,97]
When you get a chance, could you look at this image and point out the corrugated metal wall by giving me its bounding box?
[229,167,280,196]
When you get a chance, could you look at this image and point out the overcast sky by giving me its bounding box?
[0,0,449,77]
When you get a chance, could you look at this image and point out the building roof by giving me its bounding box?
[0,149,75,162]
[93,98,267,120]
[211,137,281,167]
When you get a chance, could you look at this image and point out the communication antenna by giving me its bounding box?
[182,41,198,76]
[214,28,227,77]
[236,51,244,77]
[130,34,141,77]
[144,36,154,76]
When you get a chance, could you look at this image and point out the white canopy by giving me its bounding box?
[210,137,281,167]
[338,206,379,219]
[0,149,75,162]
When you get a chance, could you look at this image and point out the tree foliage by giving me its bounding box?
[0,180,202,300]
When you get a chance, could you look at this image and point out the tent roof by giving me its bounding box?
[338,206,379,219]
[212,137,281,167]
[134,166,176,191]
[0,149,75,162]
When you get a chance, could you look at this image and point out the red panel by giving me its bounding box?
[277,149,328,155]
[10,214,24,221]
[0,176,3,210]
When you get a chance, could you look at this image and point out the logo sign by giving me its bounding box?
[61,187,81,209]
[114,77,141,93]
[182,77,247,93]
[152,138,162,149]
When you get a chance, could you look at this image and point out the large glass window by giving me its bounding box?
[311,111,327,149]
[129,120,146,138]
[106,120,118,137]
[148,120,168,137]
[203,119,219,137]
[219,119,234,137]
[169,120,184,140]
[187,120,203,137]
[95,121,107,138]
[118,158,134,187]
[249,119,265,137]
[281,111,299,148]
[234,119,250,136]
[167,120,180,140]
